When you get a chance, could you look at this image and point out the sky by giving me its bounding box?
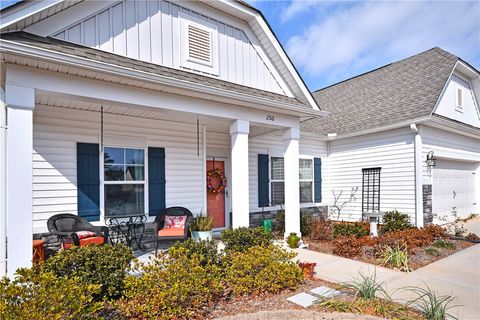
[1,0,479,91]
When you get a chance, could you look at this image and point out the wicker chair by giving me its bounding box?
[154,207,193,255]
[47,213,109,248]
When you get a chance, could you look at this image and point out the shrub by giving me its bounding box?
[465,233,480,241]
[274,211,314,236]
[379,227,444,253]
[432,240,456,250]
[424,225,448,240]
[171,239,221,266]
[309,218,334,240]
[425,248,440,256]
[224,245,303,296]
[406,286,459,320]
[381,245,409,272]
[118,247,224,320]
[342,271,389,299]
[0,268,102,320]
[332,235,364,258]
[221,227,273,252]
[333,221,369,238]
[41,244,134,300]
[382,210,412,233]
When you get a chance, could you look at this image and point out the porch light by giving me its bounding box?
[426,151,436,167]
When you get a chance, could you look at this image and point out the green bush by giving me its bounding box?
[425,247,440,256]
[432,240,456,250]
[274,210,314,236]
[224,245,303,296]
[117,247,224,320]
[0,268,102,320]
[382,210,412,233]
[41,244,134,300]
[333,221,369,238]
[221,227,273,252]
[171,239,221,266]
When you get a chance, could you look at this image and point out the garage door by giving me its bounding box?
[432,160,478,221]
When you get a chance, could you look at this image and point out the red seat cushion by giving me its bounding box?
[79,236,104,246]
[158,228,185,237]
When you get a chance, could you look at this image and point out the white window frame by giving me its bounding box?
[268,155,315,207]
[101,146,148,218]
[179,13,219,75]
[270,156,284,206]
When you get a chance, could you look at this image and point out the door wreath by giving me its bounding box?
[207,168,227,194]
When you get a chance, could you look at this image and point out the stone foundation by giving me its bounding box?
[249,206,328,228]
[423,184,433,225]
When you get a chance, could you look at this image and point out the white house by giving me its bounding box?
[304,48,480,227]
[0,0,328,276]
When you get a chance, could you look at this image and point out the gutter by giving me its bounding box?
[0,40,327,119]
[0,83,6,276]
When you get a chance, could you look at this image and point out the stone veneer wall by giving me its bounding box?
[249,206,329,228]
[423,184,433,225]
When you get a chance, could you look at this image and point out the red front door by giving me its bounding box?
[206,160,226,228]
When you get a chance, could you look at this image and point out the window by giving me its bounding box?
[104,147,145,216]
[362,168,381,212]
[180,14,218,75]
[299,158,313,203]
[270,157,314,204]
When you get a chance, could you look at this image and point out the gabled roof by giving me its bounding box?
[0,0,322,112]
[1,31,316,112]
[302,48,470,136]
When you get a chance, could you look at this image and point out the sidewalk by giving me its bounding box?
[294,244,480,320]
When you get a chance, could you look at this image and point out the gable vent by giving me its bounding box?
[188,25,211,64]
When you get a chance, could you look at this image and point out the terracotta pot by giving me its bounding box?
[298,262,316,279]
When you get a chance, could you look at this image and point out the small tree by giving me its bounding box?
[330,187,359,220]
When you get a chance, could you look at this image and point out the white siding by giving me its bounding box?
[33,105,206,233]
[434,73,480,128]
[53,0,285,95]
[326,128,416,221]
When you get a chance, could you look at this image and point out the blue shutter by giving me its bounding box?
[77,143,100,221]
[148,147,166,216]
[258,154,270,207]
[314,158,322,203]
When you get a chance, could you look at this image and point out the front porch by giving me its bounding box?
[4,70,312,274]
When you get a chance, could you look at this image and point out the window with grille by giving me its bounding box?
[271,157,285,205]
[270,157,315,204]
[362,168,381,212]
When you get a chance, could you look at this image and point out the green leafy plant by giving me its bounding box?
[333,221,369,238]
[117,246,224,320]
[381,245,410,272]
[406,285,459,320]
[342,270,389,300]
[274,210,314,236]
[41,243,134,300]
[425,247,440,256]
[432,240,456,250]
[171,239,221,266]
[381,210,412,233]
[190,215,214,231]
[224,245,303,296]
[221,227,273,252]
[0,268,102,320]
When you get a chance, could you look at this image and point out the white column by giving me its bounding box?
[5,84,34,276]
[411,124,424,228]
[230,119,249,228]
[283,127,301,237]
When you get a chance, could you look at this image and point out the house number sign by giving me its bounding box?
[266,114,275,121]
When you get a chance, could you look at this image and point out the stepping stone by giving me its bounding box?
[310,286,342,298]
[286,292,318,308]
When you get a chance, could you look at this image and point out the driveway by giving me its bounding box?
[295,244,480,319]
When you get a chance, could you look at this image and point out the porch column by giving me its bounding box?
[5,84,34,276]
[283,127,301,238]
[230,120,249,228]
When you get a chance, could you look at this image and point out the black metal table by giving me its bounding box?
[106,214,147,251]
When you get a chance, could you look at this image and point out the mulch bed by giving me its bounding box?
[305,237,474,271]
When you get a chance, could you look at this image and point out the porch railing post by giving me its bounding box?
[230,120,249,228]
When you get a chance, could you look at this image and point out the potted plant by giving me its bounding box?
[287,232,300,248]
[190,214,214,241]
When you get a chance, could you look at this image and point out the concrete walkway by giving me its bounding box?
[294,244,480,320]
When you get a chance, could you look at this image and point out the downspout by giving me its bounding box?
[410,124,424,228]
[0,77,7,276]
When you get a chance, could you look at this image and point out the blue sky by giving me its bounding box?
[2,0,479,91]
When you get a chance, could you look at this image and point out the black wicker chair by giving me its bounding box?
[154,207,193,256]
[47,213,109,248]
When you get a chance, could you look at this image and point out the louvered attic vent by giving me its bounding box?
[188,25,211,64]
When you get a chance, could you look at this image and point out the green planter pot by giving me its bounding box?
[287,233,300,248]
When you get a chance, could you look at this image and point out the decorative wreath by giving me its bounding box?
[207,168,227,194]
